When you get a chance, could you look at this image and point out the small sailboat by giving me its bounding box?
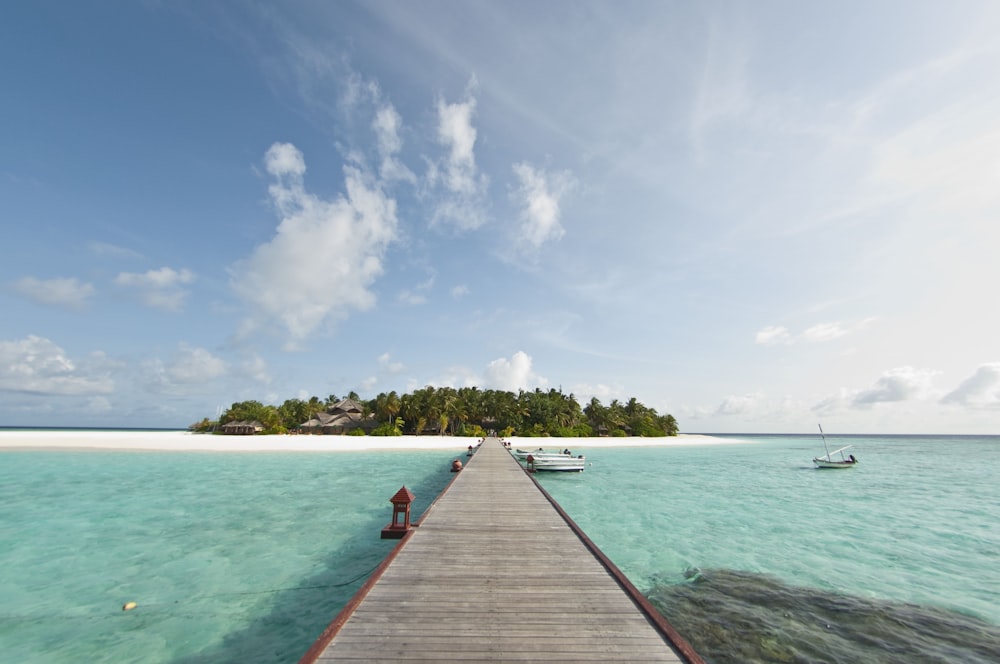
[813,424,858,469]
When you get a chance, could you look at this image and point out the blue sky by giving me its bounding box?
[2,1,999,433]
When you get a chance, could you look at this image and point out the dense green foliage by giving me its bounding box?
[193,387,679,437]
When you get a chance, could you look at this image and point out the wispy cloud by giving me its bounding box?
[12,277,95,310]
[114,267,195,312]
[690,12,751,162]
[397,273,435,306]
[89,241,144,260]
[755,325,792,345]
[756,318,876,345]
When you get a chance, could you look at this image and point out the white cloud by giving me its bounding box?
[114,267,195,312]
[88,241,143,260]
[230,142,398,346]
[166,344,227,384]
[429,84,489,230]
[570,382,619,403]
[265,141,306,178]
[397,290,426,305]
[941,362,1000,408]
[438,96,478,193]
[756,318,876,345]
[143,344,226,393]
[511,163,574,250]
[755,325,791,345]
[242,354,271,385]
[378,352,405,374]
[0,335,113,395]
[373,103,416,183]
[715,392,764,416]
[852,366,940,408]
[801,322,851,342]
[12,277,95,310]
[451,284,469,298]
[483,351,547,391]
[397,272,434,306]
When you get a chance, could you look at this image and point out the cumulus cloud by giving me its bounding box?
[230,142,398,346]
[143,344,226,392]
[166,344,227,384]
[429,85,489,230]
[512,163,574,250]
[483,351,547,391]
[0,335,113,395]
[941,362,1000,408]
[852,366,939,407]
[114,267,195,312]
[12,276,95,310]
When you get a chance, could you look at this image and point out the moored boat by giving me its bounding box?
[525,452,585,472]
[813,424,858,469]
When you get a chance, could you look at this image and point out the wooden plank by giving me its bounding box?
[300,438,701,664]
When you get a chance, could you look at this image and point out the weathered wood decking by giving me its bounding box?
[300,438,702,663]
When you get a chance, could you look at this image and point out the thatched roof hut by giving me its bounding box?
[220,420,264,435]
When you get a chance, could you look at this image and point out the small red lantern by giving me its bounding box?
[381,486,415,539]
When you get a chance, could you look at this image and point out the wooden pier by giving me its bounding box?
[300,438,703,663]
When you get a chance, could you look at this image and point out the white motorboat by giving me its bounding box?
[813,425,858,469]
[525,452,585,472]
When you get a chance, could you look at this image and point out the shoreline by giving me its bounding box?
[0,430,748,452]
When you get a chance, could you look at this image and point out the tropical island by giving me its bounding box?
[190,386,679,438]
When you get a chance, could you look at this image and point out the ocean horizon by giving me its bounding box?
[1,432,998,663]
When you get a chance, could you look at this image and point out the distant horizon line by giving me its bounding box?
[0,426,995,438]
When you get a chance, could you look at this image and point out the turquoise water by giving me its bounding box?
[538,435,1000,663]
[1,435,998,663]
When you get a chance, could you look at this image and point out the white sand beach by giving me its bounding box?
[0,430,746,452]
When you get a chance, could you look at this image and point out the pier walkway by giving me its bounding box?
[300,437,702,663]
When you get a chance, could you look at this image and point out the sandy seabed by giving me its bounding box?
[0,430,746,452]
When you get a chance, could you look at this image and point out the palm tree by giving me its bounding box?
[386,390,401,425]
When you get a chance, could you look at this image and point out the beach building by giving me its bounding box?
[298,398,371,434]
[219,420,264,435]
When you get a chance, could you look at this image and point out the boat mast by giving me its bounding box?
[818,424,832,460]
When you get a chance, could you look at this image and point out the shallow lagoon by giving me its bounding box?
[1,434,998,663]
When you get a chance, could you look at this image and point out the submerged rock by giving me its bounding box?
[648,568,1000,664]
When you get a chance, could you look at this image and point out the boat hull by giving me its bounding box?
[529,456,585,472]
[813,458,857,469]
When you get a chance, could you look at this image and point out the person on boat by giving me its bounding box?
[563,448,571,455]
[849,454,857,463]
